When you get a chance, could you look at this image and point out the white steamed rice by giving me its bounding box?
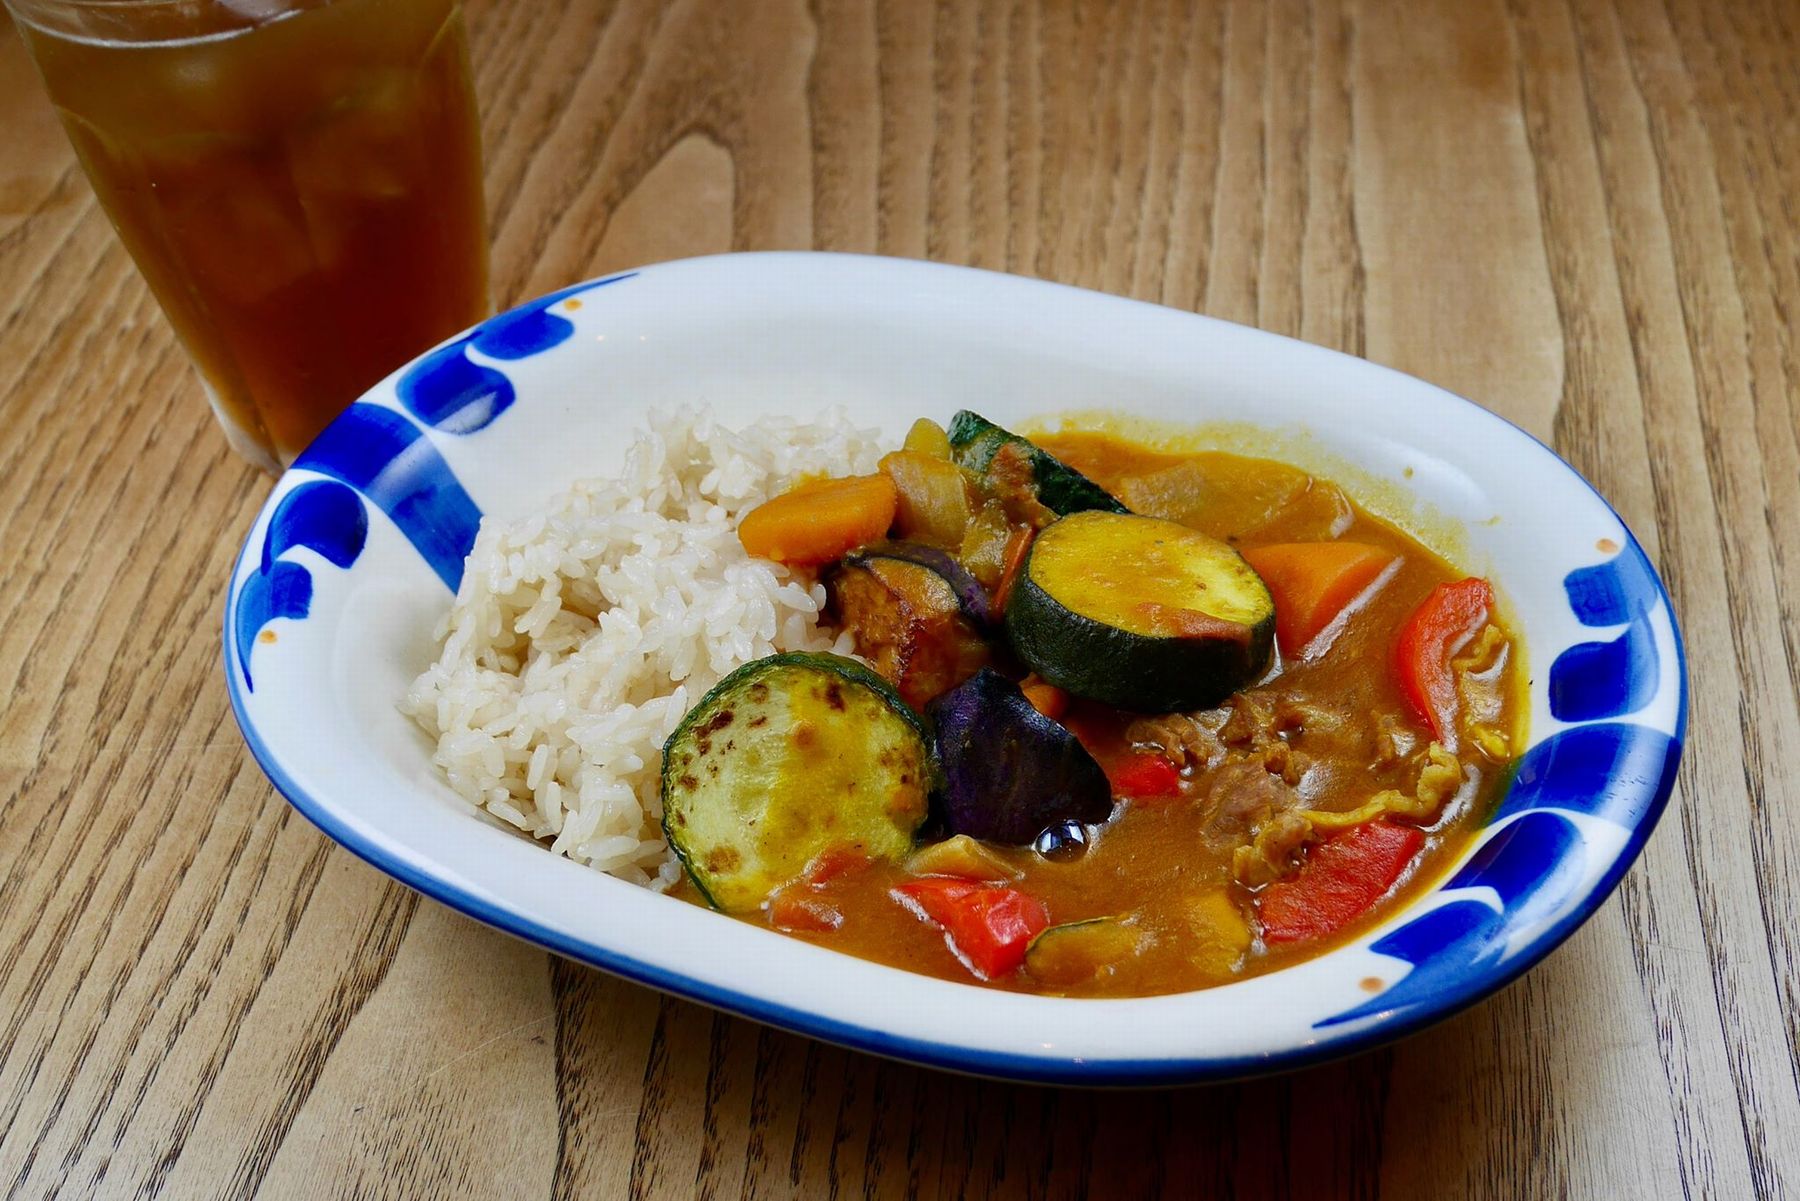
[401,407,883,888]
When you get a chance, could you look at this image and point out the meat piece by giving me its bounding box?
[1208,694,1311,785]
[1192,686,1465,887]
[1219,693,1277,747]
[1220,692,1314,748]
[1125,712,1227,771]
[1134,701,1307,785]
[1372,712,1417,770]
[1267,695,1372,764]
[1272,697,1335,735]
[1259,738,1305,787]
[1233,741,1466,887]
[1196,760,1303,856]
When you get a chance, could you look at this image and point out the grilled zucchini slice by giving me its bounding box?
[947,411,1128,521]
[661,652,935,912]
[1005,510,1275,711]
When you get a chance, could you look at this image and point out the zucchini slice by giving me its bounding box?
[661,652,935,912]
[1005,510,1275,712]
[1025,917,1146,988]
[947,411,1128,521]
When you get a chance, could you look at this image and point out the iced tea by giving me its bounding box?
[12,0,489,470]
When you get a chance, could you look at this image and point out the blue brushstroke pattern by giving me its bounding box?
[1446,808,1586,922]
[397,342,514,435]
[1549,619,1659,722]
[1493,721,1680,828]
[470,281,602,359]
[233,480,369,690]
[1562,541,1659,626]
[1550,540,1661,721]
[296,404,483,592]
[1317,900,1508,1028]
[397,273,637,434]
[258,477,368,571]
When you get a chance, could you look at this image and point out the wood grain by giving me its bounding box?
[2,0,1797,1196]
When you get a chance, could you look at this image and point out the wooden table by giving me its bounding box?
[3,0,1796,1196]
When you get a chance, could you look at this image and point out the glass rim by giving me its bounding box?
[4,0,321,43]
[5,0,320,17]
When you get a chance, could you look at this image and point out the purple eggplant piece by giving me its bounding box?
[825,548,993,709]
[844,542,993,627]
[925,668,1112,844]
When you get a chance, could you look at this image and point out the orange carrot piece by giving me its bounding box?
[737,474,899,566]
[1019,675,1070,720]
[1242,541,1396,654]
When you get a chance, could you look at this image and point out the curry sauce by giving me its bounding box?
[681,423,1524,998]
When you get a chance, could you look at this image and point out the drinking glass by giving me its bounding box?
[7,0,490,471]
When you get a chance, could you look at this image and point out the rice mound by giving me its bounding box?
[402,407,882,888]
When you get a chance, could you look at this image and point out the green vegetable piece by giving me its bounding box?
[947,410,1129,519]
[661,652,935,912]
[1025,917,1145,988]
[1005,510,1276,712]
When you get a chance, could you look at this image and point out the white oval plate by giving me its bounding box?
[225,252,1685,1084]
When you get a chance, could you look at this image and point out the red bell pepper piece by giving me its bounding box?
[1258,820,1425,944]
[766,846,869,932]
[800,845,872,886]
[767,890,844,932]
[1106,751,1183,799]
[892,878,1050,979]
[1393,577,1493,746]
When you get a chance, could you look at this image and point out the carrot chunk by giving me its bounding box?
[737,474,899,566]
[1019,675,1070,720]
[1242,541,1396,654]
